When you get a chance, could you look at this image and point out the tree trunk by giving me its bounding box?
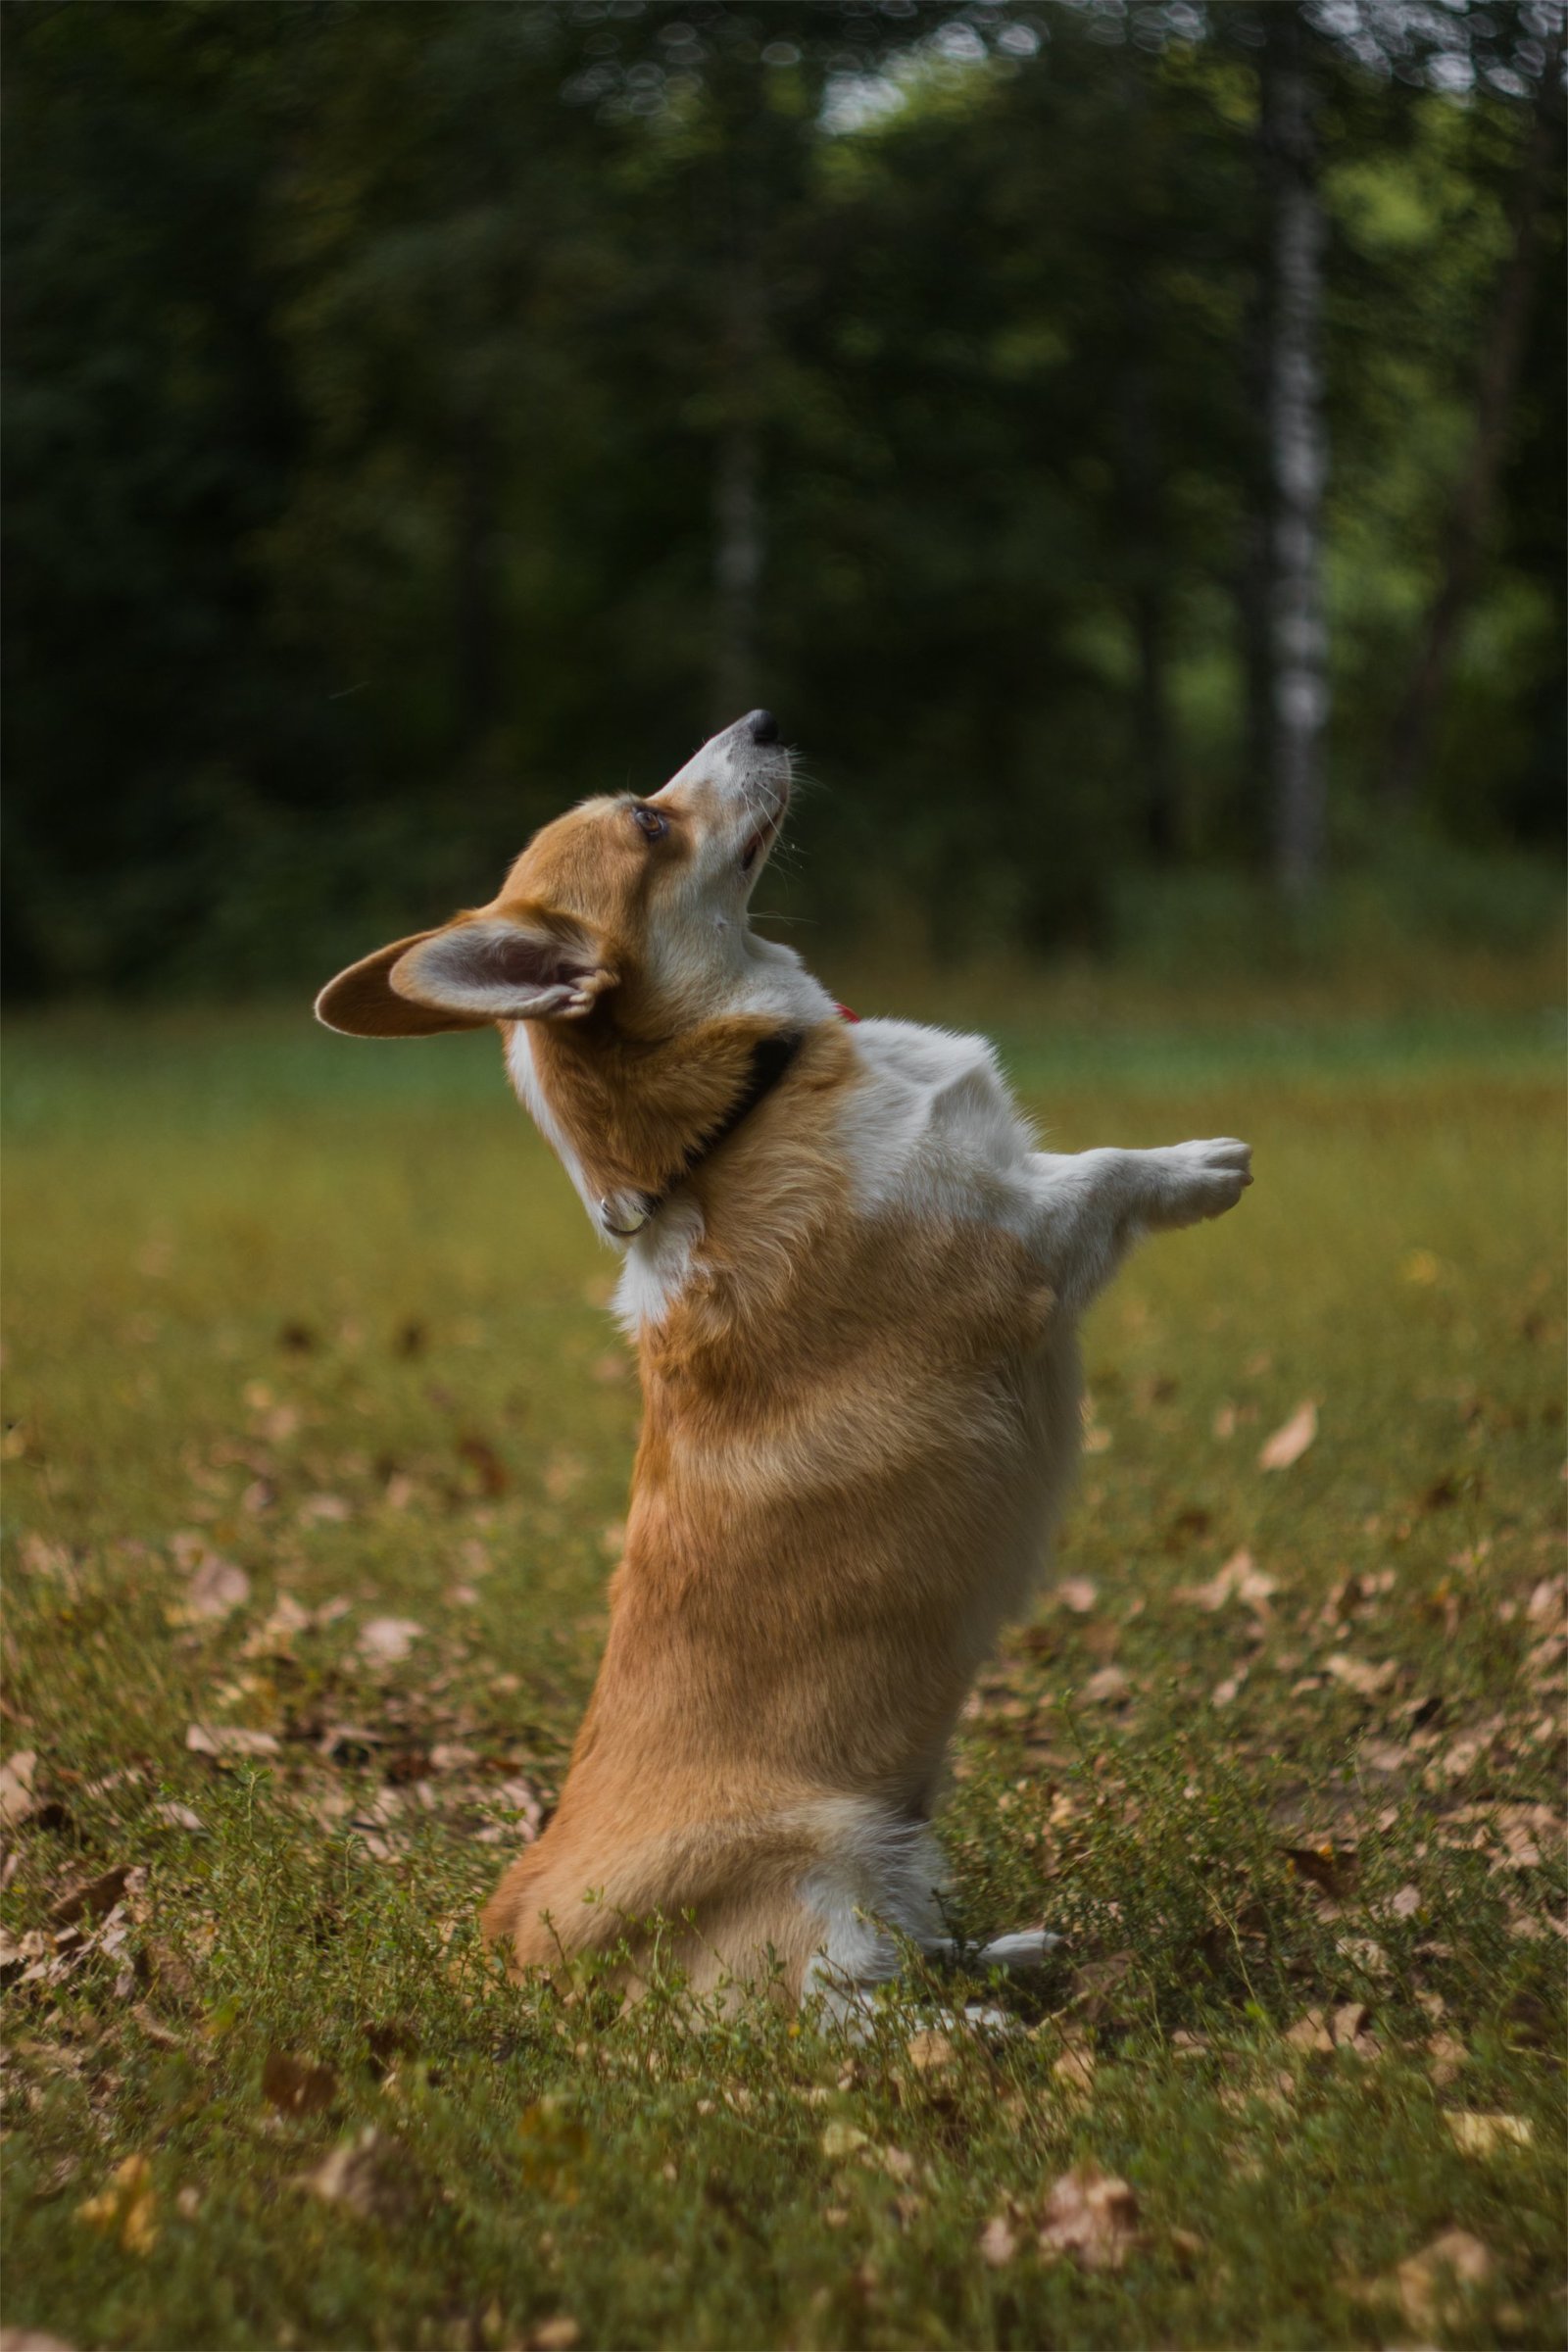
[1384,37,1564,808]
[1262,11,1329,899]
[1237,166,1275,863]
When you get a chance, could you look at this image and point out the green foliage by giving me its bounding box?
[2,2,1563,991]
[2,979,1564,2346]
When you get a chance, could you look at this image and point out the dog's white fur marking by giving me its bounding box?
[838,1019,1043,1240]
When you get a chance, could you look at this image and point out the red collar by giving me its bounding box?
[835,1002,860,1023]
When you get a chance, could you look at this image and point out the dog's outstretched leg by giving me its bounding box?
[1028,1138,1252,1313]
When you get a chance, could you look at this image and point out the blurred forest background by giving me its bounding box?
[4,0,1564,997]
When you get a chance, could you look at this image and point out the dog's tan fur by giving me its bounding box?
[318,715,1250,2007]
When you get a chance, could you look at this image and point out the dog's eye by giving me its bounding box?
[631,806,667,841]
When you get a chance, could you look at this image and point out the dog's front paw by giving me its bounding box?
[1148,1138,1253,1229]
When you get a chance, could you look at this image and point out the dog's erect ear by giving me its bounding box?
[315,915,616,1038]
[314,930,487,1038]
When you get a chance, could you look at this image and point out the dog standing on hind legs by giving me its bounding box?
[316,710,1252,2018]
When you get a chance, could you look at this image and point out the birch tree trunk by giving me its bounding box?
[1384,34,1563,808]
[1262,12,1329,898]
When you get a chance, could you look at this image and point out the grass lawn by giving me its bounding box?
[3,966,1564,2351]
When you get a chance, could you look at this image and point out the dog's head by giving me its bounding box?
[316,710,791,1042]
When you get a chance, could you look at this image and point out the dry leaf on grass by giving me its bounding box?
[1258,1400,1316,1471]
[130,2004,187,2053]
[242,1592,315,1658]
[296,2127,413,2221]
[262,2049,338,2117]
[905,2030,956,2075]
[528,2322,581,2352]
[1323,1653,1397,1699]
[186,1724,279,1760]
[1037,2163,1143,2270]
[153,1801,207,1833]
[357,1617,424,1666]
[820,2120,871,2161]
[75,2153,158,2254]
[299,1493,353,1524]
[1081,1664,1130,1705]
[979,2214,1019,2267]
[1390,2229,1493,2333]
[0,1750,38,1832]
[1444,2110,1534,2158]
[1054,1577,1099,1614]
[1177,1547,1275,1614]
[0,2329,81,2352]
[1051,2046,1097,2104]
[1063,1950,1136,2022]
[1426,2033,1467,2087]
[169,1553,249,1625]
[49,1866,130,1928]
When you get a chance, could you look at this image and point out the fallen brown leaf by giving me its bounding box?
[1392,2228,1493,2333]
[262,2049,338,2117]
[1064,1950,1135,2022]
[0,1750,38,1832]
[299,1494,353,1524]
[456,1435,510,1496]
[1037,2163,1142,2270]
[170,1553,250,1625]
[1258,1400,1316,1472]
[1055,1577,1099,1614]
[1177,1547,1275,1614]
[241,1592,314,1658]
[186,1724,279,1760]
[1051,2046,1096,2104]
[1283,1839,1360,1898]
[528,2322,581,2352]
[356,1617,423,1667]
[0,2328,81,2352]
[905,2030,955,2074]
[1322,1652,1397,1699]
[295,2127,411,2220]
[49,1866,130,1928]
[1444,2110,1534,2158]
[130,2004,187,2053]
[152,1801,207,1833]
[979,2214,1019,2267]
[75,2153,158,2254]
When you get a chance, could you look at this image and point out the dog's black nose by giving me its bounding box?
[745,709,779,745]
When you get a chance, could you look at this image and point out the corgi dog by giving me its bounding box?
[317,710,1251,2015]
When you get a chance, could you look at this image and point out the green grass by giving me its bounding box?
[3,970,1564,2351]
